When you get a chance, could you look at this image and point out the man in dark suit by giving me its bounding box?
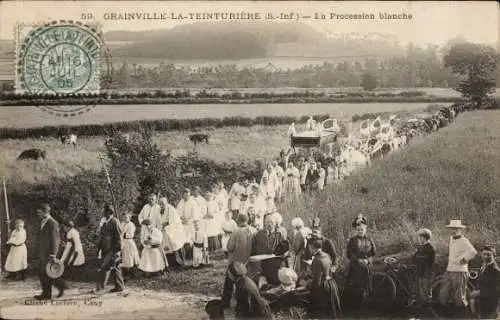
[35,203,65,300]
[96,203,124,293]
[471,245,500,319]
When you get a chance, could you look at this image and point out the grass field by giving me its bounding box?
[0,125,292,188]
[0,102,442,128]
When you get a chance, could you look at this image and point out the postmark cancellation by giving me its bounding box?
[15,20,103,96]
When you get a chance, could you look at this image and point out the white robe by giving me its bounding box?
[241,198,266,229]
[284,167,301,199]
[318,168,326,190]
[138,203,162,241]
[229,183,244,211]
[163,206,187,253]
[191,229,209,267]
[139,227,167,273]
[203,199,222,238]
[5,228,28,272]
[176,197,201,243]
[215,190,229,215]
[260,182,276,214]
[120,221,140,268]
[61,228,85,266]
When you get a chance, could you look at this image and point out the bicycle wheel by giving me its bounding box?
[369,272,397,305]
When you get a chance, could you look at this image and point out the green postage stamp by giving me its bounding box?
[15,20,103,95]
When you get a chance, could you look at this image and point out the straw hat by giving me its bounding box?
[278,268,298,286]
[445,219,466,229]
[45,259,65,279]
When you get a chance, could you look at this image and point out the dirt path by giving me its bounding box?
[0,279,218,320]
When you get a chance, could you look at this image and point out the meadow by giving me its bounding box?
[0,102,440,128]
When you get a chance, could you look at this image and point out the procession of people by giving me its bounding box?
[3,103,499,319]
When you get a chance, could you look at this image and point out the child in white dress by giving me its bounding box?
[192,220,209,268]
[120,213,140,277]
[5,219,28,280]
[139,219,168,276]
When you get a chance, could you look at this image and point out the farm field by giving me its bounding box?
[0,102,444,128]
[0,124,291,188]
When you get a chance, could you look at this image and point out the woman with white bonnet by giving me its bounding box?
[269,212,287,240]
[264,267,298,296]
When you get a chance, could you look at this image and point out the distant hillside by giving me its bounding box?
[108,22,404,61]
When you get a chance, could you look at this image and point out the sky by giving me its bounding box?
[0,1,498,47]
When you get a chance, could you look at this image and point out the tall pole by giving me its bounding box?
[1,177,10,276]
[3,178,10,234]
[98,155,119,219]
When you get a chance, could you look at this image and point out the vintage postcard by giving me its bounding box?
[0,1,499,319]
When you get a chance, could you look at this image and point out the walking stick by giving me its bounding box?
[98,154,120,220]
[3,178,10,235]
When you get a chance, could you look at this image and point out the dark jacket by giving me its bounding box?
[36,216,61,262]
[479,262,500,302]
[412,242,435,277]
[98,216,122,254]
[252,229,284,256]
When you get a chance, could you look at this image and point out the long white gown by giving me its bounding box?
[139,227,167,273]
[176,197,201,243]
[163,205,187,253]
[191,229,208,267]
[60,228,85,266]
[120,221,140,268]
[5,228,28,272]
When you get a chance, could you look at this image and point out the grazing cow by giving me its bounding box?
[189,133,209,145]
[17,149,46,160]
[59,134,77,147]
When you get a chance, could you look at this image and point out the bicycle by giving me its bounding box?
[368,256,419,310]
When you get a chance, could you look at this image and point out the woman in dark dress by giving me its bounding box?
[343,214,376,311]
[306,237,342,318]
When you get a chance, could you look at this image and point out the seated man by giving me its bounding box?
[231,262,273,319]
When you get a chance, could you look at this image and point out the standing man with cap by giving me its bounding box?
[96,203,124,293]
[35,203,66,300]
[439,219,477,317]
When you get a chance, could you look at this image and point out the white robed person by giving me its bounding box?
[119,213,140,275]
[138,219,168,275]
[176,188,201,262]
[160,197,187,267]
[4,219,28,280]
[60,221,85,279]
[203,191,223,254]
[138,194,162,243]
[191,219,209,268]
[284,161,301,201]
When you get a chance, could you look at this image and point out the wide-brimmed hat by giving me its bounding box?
[291,217,304,228]
[446,219,466,229]
[278,268,298,286]
[46,259,65,279]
